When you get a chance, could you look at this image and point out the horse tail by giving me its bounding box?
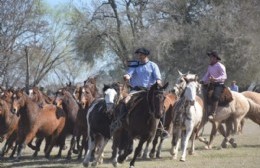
[246,98,260,126]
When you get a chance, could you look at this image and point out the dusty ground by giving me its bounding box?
[0,119,259,168]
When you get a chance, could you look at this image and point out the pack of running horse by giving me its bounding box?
[1,74,260,168]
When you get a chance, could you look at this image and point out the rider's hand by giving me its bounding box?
[123,74,130,81]
[209,76,216,83]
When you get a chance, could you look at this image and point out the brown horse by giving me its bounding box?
[114,82,168,168]
[11,89,66,161]
[54,88,80,159]
[148,91,178,158]
[29,86,54,106]
[73,83,96,159]
[0,96,19,157]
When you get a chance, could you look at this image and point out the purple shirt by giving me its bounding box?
[202,62,227,84]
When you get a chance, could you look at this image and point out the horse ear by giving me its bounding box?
[178,70,183,76]
[162,82,169,90]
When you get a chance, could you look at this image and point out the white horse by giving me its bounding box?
[170,71,205,161]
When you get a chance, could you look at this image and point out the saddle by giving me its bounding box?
[207,84,233,106]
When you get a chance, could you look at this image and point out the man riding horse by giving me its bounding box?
[120,47,169,138]
[200,50,227,121]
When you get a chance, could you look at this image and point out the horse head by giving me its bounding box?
[148,81,169,119]
[11,89,26,116]
[80,85,95,109]
[103,82,121,115]
[173,71,199,97]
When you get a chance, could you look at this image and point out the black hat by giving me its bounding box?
[207,50,221,60]
[135,48,150,56]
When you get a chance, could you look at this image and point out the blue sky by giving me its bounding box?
[45,0,67,6]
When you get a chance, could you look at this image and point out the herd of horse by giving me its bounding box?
[0,73,260,168]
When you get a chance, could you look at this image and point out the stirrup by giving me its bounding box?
[161,129,170,139]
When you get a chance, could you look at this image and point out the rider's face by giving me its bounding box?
[136,53,147,63]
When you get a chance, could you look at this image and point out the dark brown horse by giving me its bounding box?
[114,82,168,168]
[149,91,178,158]
[11,89,66,161]
[54,88,80,159]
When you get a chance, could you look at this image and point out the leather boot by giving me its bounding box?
[208,101,218,121]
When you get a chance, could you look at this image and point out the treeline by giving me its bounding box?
[0,0,259,90]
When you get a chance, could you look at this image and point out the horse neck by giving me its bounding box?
[20,95,40,120]
[1,100,13,125]
[62,92,79,113]
[246,99,260,125]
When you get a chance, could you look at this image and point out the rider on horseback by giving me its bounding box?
[201,50,227,121]
[122,47,169,139]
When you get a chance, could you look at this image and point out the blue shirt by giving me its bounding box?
[230,84,239,92]
[127,61,161,88]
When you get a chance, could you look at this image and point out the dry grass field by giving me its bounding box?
[1,119,259,168]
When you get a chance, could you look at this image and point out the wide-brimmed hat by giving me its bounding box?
[135,48,150,56]
[207,50,221,60]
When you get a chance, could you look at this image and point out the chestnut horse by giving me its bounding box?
[114,82,168,168]
[0,95,19,157]
[11,89,66,161]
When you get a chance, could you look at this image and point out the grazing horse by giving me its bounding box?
[170,72,205,161]
[11,89,66,161]
[83,82,121,167]
[149,91,178,158]
[114,82,168,168]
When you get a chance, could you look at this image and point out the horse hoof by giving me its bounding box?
[204,145,212,150]
[180,158,185,162]
[73,149,79,154]
[82,161,89,167]
[156,153,161,159]
[231,142,237,148]
[188,150,194,155]
[112,161,118,167]
[149,152,155,158]
[91,161,97,167]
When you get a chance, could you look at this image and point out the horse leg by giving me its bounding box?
[92,137,109,167]
[83,137,96,167]
[188,132,196,155]
[156,137,164,158]
[149,130,159,158]
[0,140,8,157]
[206,122,220,149]
[15,132,36,161]
[180,122,193,162]
[45,134,59,158]
[78,133,87,160]
[170,128,181,160]
[67,135,77,160]
[130,138,146,168]
[32,137,44,157]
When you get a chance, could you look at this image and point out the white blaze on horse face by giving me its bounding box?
[104,88,117,104]
[184,81,197,101]
[28,89,33,98]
